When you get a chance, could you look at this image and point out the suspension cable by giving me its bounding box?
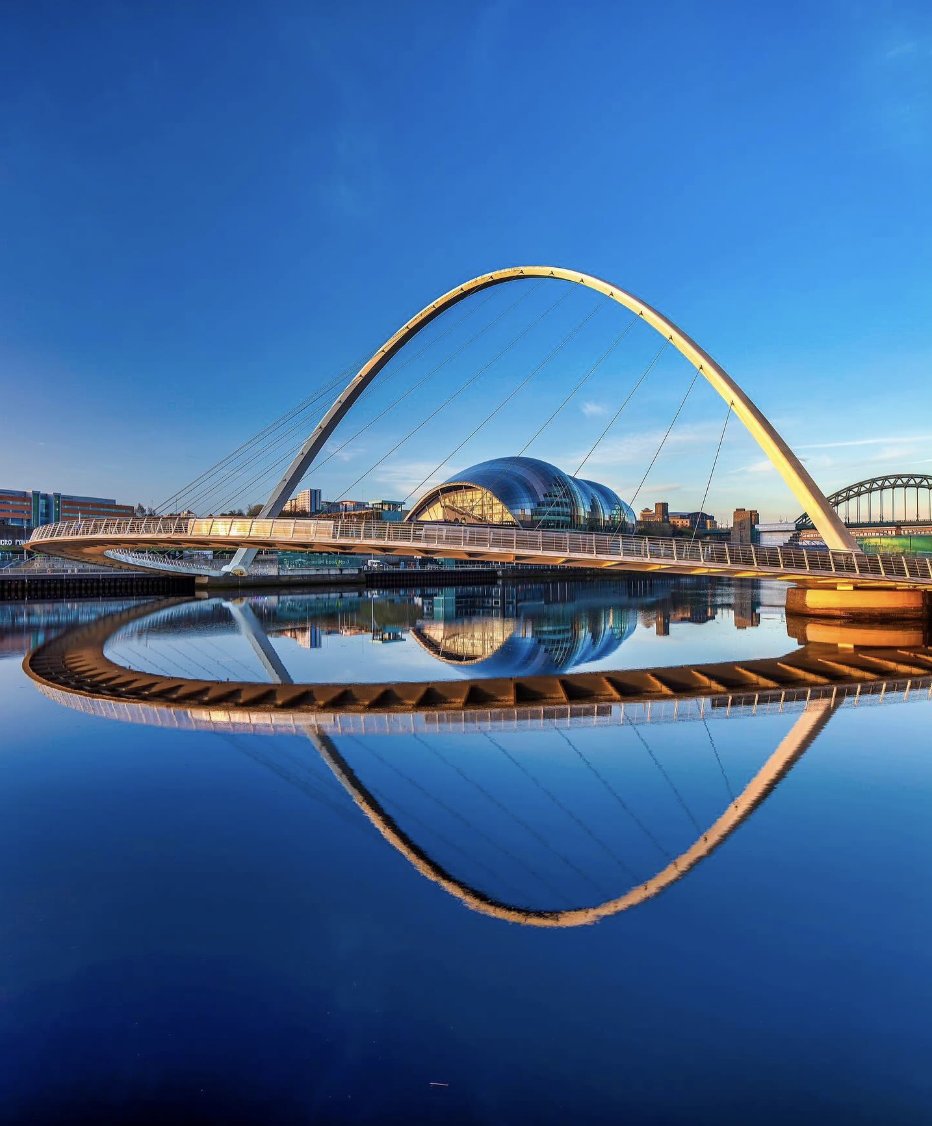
[224,734,369,835]
[175,375,359,515]
[156,368,355,513]
[691,399,733,541]
[410,733,569,901]
[482,732,610,894]
[402,298,603,505]
[575,341,668,479]
[517,316,637,456]
[332,289,571,504]
[625,363,701,518]
[290,284,542,490]
[158,287,501,515]
[551,726,670,859]
[202,285,542,516]
[700,715,736,803]
[355,733,548,902]
[344,735,522,895]
[531,337,667,531]
[623,717,703,835]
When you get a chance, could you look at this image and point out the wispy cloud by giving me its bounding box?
[321,440,362,464]
[732,458,777,475]
[363,458,466,500]
[563,420,726,471]
[865,25,932,150]
[580,401,608,417]
[798,433,932,451]
[884,40,921,61]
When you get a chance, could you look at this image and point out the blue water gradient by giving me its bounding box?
[2,585,931,1124]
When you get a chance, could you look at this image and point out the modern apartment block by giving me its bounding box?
[0,488,135,532]
[282,488,322,516]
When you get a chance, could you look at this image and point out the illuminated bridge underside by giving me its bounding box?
[27,516,932,587]
[26,600,932,926]
[26,611,932,925]
[24,599,932,720]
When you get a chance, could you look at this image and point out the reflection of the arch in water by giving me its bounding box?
[24,598,932,926]
[307,703,833,926]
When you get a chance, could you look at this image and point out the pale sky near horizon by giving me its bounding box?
[2,1,930,523]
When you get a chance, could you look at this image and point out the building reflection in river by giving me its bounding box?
[22,591,932,926]
[0,577,772,677]
[268,578,767,677]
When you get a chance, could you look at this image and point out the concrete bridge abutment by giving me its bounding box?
[787,585,932,621]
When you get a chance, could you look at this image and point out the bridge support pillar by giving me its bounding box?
[786,585,932,620]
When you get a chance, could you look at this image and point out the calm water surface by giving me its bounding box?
[2,578,931,1124]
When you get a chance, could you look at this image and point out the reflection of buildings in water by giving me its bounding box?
[415,617,517,664]
[278,625,322,650]
[415,586,637,674]
[80,576,774,682]
[638,580,763,635]
[91,577,769,680]
[0,579,771,666]
[638,599,719,632]
[733,583,761,630]
[24,595,932,926]
[0,599,139,659]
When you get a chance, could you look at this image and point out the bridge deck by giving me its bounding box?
[23,597,932,724]
[27,516,932,587]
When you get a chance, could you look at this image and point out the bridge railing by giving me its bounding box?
[26,516,932,582]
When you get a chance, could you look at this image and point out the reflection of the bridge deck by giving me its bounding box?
[24,598,932,927]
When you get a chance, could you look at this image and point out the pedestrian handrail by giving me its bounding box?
[25,516,932,584]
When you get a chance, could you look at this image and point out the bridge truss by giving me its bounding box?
[796,474,932,530]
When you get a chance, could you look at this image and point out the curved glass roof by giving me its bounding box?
[407,455,635,532]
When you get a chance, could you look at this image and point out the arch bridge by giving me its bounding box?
[26,266,932,596]
[26,511,932,588]
[796,474,932,532]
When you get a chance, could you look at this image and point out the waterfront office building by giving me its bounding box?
[406,456,635,532]
[0,489,135,532]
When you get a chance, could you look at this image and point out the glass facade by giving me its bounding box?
[406,456,635,532]
[0,488,134,529]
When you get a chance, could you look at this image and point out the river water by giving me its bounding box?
[2,577,931,1124]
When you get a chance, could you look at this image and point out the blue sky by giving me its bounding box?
[1,0,930,521]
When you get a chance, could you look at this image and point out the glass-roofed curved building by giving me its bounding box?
[406,456,635,533]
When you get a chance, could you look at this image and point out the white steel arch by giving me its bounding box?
[218,265,858,571]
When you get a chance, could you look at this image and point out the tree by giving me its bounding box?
[245,503,264,517]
